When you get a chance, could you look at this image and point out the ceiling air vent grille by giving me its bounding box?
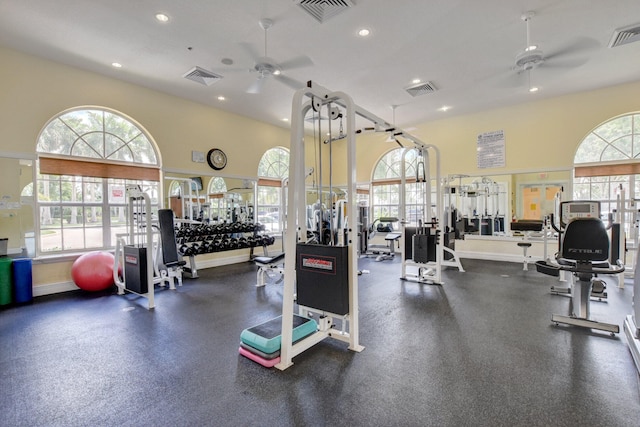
[609,23,640,48]
[295,0,354,23]
[405,81,438,97]
[183,66,223,86]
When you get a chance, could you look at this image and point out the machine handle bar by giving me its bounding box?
[555,258,625,275]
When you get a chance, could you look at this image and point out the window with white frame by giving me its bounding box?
[573,112,640,238]
[372,148,429,226]
[206,177,227,222]
[257,147,289,232]
[36,108,160,254]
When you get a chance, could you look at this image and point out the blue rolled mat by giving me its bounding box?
[12,258,32,304]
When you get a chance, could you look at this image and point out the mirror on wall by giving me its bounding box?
[444,170,571,237]
[163,173,255,223]
[0,157,34,256]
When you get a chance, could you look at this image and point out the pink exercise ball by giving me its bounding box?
[71,251,115,292]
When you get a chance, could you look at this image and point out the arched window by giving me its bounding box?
[207,176,227,194]
[372,148,426,225]
[206,177,228,223]
[573,112,640,237]
[257,147,289,232]
[36,107,160,254]
[168,181,182,197]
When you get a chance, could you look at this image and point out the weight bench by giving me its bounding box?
[367,231,401,261]
[255,253,285,287]
[158,209,187,289]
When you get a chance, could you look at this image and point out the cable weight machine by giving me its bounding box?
[272,82,444,369]
[398,142,464,285]
[113,186,158,309]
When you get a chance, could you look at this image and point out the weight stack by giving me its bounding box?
[0,257,13,306]
[12,258,33,304]
[124,245,149,294]
[296,244,349,315]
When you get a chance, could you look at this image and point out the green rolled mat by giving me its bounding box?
[0,257,13,306]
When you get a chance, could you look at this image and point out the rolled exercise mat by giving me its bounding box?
[12,258,33,304]
[0,257,13,306]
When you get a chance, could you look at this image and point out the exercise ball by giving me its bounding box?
[71,251,115,292]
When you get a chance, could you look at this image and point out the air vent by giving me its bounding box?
[295,0,354,23]
[609,23,640,48]
[404,81,438,97]
[182,66,223,86]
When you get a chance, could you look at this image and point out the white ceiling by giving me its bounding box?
[1,0,640,131]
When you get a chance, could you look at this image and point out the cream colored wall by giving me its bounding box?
[0,46,293,175]
[0,46,295,290]
[324,80,640,184]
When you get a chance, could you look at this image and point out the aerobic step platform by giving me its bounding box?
[238,346,281,368]
[240,342,280,360]
[240,314,317,355]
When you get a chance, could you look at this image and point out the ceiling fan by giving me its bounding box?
[510,11,595,91]
[245,18,313,94]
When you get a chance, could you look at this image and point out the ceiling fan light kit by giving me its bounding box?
[516,11,544,72]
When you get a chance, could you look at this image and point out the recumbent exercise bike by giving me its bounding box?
[535,201,624,335]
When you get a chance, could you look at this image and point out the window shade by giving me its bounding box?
[39,157,160,181]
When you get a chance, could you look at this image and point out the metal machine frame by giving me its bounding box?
[399,147,464,284]
[113,187,158,310]
[624,247,640,375]
[277,82,437,370]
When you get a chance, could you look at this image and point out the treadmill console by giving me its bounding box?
[560,201,600,227]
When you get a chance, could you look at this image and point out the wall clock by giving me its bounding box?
[206,148,227,170]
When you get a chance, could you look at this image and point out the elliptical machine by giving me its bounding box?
[536,201,624,335]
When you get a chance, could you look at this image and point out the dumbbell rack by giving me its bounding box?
[175,221,276,278]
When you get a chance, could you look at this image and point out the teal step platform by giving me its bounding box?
[240,315,317,355]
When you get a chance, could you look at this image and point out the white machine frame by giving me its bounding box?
[399,147,464,284]
[113,188,182,309]
[278,82,436,370]
[113,188,157,310]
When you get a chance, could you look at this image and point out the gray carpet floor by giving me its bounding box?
[1,257,639,426]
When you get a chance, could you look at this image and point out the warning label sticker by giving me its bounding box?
[302,257,333,271]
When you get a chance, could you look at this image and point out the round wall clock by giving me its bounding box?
[206,148,227,170]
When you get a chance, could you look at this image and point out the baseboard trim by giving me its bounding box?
[33,281,79,297]
[32,255,251,297]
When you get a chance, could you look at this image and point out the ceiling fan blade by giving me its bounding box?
[238,42,262,62]
[278,55,313,71]
[247,77,267,94]
[274,74,305,90]
[544,36,599,61]
[496,71,527,88]
[542,57,588,69]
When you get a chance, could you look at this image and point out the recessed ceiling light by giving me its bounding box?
[438,106,451,112]
[529,86,539,93]
[111,62,122,68]
[412,78,421,84]
[155,13,169,23]
[217,96,225,101]
[221,58,234,65]
[358,28,370,37]
[282,118,289,122]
